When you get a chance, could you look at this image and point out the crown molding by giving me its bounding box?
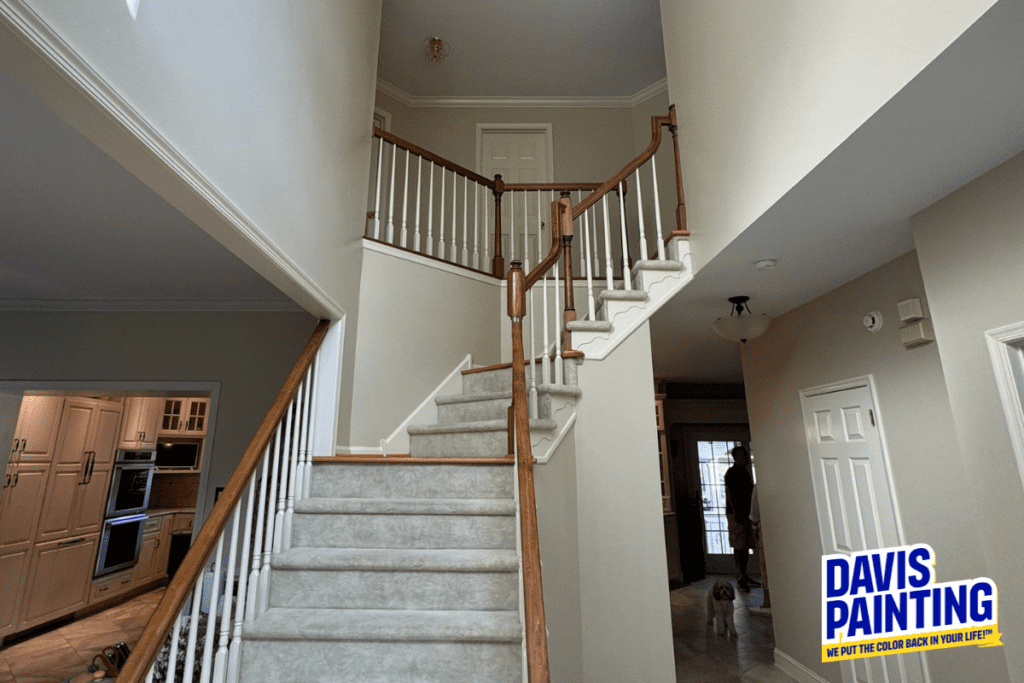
[0,0,345,319]
[0,297,305,312]
[377,77,668,109]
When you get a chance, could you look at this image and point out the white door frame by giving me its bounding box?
[475,123,555,181]
[985,320,1024,491]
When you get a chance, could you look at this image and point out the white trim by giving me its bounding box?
[382,355,472,455]
[335,445,384,456]
[773,649,830,683]
[985,320,1024,490]
[533,411,575,465]
[373,106,392,132]
[0,0,345,320]
[378,77,668,109]
[363,238,501,287]
[476,123,555,181]
[0,297,303,312]
[312,319,344,458]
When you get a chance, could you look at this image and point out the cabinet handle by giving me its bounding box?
[120,578,130,585]
[58,537,86,547]
[86,452,96,483]
[20,439,26,453]
[155,539,160,548]
[11,439,19,454]
[12,473,17,488]
[98,585,109,592]
[3,474,9,488]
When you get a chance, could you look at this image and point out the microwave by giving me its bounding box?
[155,439,202,469]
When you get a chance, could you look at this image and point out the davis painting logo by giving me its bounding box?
[822,544,1002,662]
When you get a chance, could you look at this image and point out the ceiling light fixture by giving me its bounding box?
[423,37,450,63]
[711,296,772,343]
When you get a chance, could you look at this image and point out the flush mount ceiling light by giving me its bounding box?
[423,37,450,62]
[711,296,772,343]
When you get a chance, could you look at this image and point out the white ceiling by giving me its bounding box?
[0,66,297,312]
[376,0,666,100]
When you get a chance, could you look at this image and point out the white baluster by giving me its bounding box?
[386,142,396,243]
[166,603,185,683]
[510,191,516,265]
[283,388,303,550]
[473,182,480,270]
[227,475,256,683]
[582,193,597,320]
[182,582,202,683]
[414,156,423,252]
[400,149,410,248]
[294,365,312,500]
[450,174,458,262]
[602,194,614,291]
[523,191,535,418]
[541,196,550,387]
[483,188,490,268]
[213,503,241,683]
[257,426,283,614]
[372,137,383,239]
[576,190,587,288]
[462,175,469,266]
[200,534,225,683]
[145,665,155,683]
[634,170,648,261]
[438,169,446,258]
[426,163,435,257]
[618,185,632,290]
[649,156,666,260]
[303,359,318,499]
[553,257,564,386]
[590,195,602,280]
[246,450,270,621]
[273,406,293,554]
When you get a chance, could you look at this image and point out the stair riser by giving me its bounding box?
[240,640,522,683]
[410,430,508,458]
[292,513,516,549]
[309,464,513,499]
[269,569,518,611]
[437,397,511,424]
[462,368,512,394]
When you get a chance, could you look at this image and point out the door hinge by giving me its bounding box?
[869,409,875,427]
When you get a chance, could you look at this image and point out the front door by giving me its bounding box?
[801,378,926,683]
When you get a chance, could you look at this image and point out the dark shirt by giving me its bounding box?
[725,465,753,521]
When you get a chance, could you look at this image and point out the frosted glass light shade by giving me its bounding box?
[712,312,772,343]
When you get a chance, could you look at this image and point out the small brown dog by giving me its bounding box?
[706,580,738,636]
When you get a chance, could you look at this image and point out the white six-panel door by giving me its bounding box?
[800,378,926,683]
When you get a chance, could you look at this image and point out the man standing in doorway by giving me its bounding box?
[725,445,759,592]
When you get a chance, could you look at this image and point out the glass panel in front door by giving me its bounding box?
[697,440,755,564]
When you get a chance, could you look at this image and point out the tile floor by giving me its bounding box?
[0,588,165,683]
[671,576,796,683]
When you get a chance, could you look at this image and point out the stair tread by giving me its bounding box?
[272,547,519,572]
[566,320,613,332]
[296,497,516,515]
[600,289,649,301]
[408,418,556,435]
[436,390,512,405]
[244,608,522,642]
[633,259,684,271]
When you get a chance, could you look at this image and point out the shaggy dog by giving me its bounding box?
[706,580,738,636]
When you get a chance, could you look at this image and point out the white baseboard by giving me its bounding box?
[774,649,831,683]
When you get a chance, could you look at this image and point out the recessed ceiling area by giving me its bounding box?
[0,66,299,311]
[376,0,667,100]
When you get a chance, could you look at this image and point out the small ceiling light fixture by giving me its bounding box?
[754,258,777,270]
[423,37,450,63]
[712,296,772,343]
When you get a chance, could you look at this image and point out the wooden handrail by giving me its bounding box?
[117,320,331,683]
[373,127,495,188]
[504,182,602,192]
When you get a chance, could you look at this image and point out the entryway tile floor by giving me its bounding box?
[0,587,165,683]
[671,576,796,683]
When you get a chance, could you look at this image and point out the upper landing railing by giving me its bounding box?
[366,107,687,281]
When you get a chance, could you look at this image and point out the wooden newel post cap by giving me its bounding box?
[508,261,525,318]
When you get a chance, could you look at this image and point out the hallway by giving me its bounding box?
[670,576,795,683]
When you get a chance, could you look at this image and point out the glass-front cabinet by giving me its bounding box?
[159,398,209,437]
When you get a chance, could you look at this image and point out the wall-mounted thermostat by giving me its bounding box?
[863,311,883,333]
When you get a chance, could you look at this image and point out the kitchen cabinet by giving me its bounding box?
[0,462,49,555]
[131,515,170,589]
[171,512,194,535]
[36,398,122,543]
[0,549,30,638]
[159,398,209,437]
[10,395,63,464]
[117,397,163,450]
[19,533,100,630]
[89,570,133,605]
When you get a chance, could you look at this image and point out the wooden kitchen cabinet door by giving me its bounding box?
[90,402,123,468]
[51,399,94,468]
[71,467,111,536]
[19,533,99,630]
[131,530,161,589]
[0,462,49,554]
[0,549,30,637]
[11,396,64,464]
[35,464,83,543]
[118,397,163,450]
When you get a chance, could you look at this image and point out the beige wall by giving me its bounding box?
[347,248,501,447]
[741,252,1001,682]
[911,151,1024,681]
[0,311,316,523]
[659,0,997,270]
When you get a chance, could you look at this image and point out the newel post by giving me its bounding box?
[492,174,506,277]
[559,192,576,352]
[668,104,689,237]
